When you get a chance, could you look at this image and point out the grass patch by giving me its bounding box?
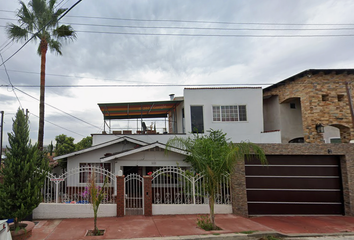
[259,236,282,240]
[239,230,258,234]
[196,215,221,231]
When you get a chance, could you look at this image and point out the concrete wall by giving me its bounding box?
[33,203,117,219]
[263,95,281,132]
[152,204,232,215]
[279,99,303,143]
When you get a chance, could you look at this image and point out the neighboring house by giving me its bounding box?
[54,87,281,177]
[263,69,354,143]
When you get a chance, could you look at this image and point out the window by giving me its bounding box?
[337,94,344,102]
[322,94,329,101]
[212,105,247,122]
[191,106,204,133]
[79,163,111,183]
[290,103,296,109]
[330,138,341,143]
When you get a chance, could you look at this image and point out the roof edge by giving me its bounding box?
[264,68,354,92]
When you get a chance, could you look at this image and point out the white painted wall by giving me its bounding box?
[263,96,304,143]
[152,204,232,215]
[183,88,271,143]
[263,96,281,132]
[260,131,281,143]
[113,150,190,174]
[33,203,116,219]
[92,134,183,146]
[324,126,341,143]
[279,99,303,143]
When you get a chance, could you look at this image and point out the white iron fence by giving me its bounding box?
[41,166,231,206]
[41,166,116,204]
[151,166,231,205]
[125,173,144,215]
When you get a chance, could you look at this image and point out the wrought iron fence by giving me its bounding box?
[151,166,231,205]
[41,166,117,204]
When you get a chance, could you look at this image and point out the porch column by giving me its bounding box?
[143,176,152,216]
[116,175,125,217]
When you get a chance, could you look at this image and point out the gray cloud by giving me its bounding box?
[1,0,354,146]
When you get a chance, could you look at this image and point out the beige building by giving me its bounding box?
[263,69,354,143]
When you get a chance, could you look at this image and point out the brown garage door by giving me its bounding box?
[245,155,344,215]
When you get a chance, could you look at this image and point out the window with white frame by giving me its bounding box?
[212,105,247,122]
[79,163,111,183]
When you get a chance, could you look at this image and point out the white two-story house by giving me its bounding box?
[54,87,281,176]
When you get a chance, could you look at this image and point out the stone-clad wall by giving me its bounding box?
[231,143,354,217]
[263,71,354,143]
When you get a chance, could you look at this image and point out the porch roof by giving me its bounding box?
[98,100,183,120]
[100,142,189,162]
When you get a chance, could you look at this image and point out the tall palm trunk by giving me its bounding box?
[38,39,47,151]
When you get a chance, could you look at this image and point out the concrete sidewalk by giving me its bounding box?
[28,214,354,240]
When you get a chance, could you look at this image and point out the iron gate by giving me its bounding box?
[125,173,144,215]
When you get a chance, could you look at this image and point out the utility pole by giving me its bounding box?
[0,111,4,167]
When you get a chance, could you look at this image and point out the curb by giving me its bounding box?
[111,232,280,240]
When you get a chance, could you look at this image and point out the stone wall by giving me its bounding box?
[232,143,354,217]
[263,70,354,143]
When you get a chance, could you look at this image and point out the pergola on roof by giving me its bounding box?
[98,100,183,120]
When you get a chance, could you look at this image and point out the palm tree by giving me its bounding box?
[7,0,76,150]
[166,129,267,230]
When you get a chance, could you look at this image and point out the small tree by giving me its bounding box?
[166,129,266,230]
[55,134,75,170]
[83,171,108,236]
[75,136,92,151]
[0,109,48,229]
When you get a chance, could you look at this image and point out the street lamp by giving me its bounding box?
[316,123,325,133]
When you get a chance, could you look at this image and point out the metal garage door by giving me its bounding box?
[245,155,344,215]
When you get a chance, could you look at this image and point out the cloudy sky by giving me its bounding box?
[1,0,354,147]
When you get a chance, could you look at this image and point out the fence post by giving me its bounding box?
[143,176,152,216]
[116,175,125,217]
[192,177,195,204]
[55,182,59,203]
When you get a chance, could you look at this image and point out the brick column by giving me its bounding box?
[143,176,152,216]
[231,160,248,217]
[116,175,125,217]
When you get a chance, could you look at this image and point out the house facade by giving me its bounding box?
[48,70,354,217]
[263,69,354,143]
[55,87,281,176]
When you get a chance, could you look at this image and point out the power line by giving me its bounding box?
[29,112,86,137]
[13,87,102,131]
[0,68,172,84]
[0,53,22,108]
[0,0,82,68]
[63,15,354,27]
[0,83,271,88]
[69,30,354,38]
[4,10,354,26]
[5,18,354,31]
